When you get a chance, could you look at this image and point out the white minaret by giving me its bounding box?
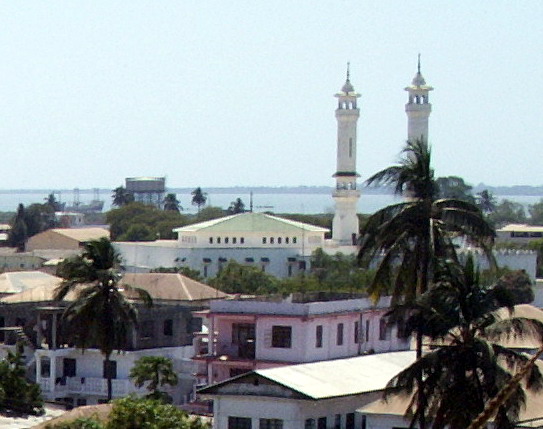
[332,64,361,246]
[405,55,433,143]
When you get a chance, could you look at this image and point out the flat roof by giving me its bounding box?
[497,224,543,233]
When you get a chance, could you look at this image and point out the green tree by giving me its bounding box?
[196,205,225,222]
[476,189,497,214]
[488,199,527,227]
[0,350,43,415]
[436,175,475,203]
[163,193,182,212]
[118,223,155,242]
[129,356,178,403]
[227,198,246,214]
[54,238,152,401]
[209,260,278,294]
[45,193,63,211]
[106,396,209,429]
[8,204,28,251]
[111,186,135,208]
[385,256,543,429]
[528,198,543,225]
[191,187,207,213]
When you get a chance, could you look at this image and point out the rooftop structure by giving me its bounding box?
[125,176,166,209]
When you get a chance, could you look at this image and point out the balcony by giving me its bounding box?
[40,377,130,397]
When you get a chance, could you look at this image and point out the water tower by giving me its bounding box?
[125,177,166,209]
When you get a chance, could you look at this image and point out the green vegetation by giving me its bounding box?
[191,187,207,213]
[111,186,134,208]
[0,350,43,415]
[129,356,178,403]
[106,203,189,241]
[226,198,246,214]
[55,238,152,401]
[8,201,58,250]
[45,397,209,429]
[386,256,543,429]
[436,175,475,203]
[163,193,182,212]
[208,260,279,295]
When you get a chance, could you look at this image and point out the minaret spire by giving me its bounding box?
[417,53,421,73]
[405,56,433,143]
[332,67,361,247]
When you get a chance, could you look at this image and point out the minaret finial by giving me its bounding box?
[346,62,350,81]
[417,54,421,73]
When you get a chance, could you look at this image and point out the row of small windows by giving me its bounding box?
[209,237,245,245]
[228,414,361,429]
[315,322,359,348]
[262,237,297,244]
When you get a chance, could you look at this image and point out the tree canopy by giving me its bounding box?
[191,187,207,213]
[129,356,178,403]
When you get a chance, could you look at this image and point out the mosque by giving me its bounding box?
[115,61,434,278]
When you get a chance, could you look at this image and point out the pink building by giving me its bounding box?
[194,294,411,385]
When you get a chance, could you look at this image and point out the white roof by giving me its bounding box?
[497,224,543,233]
[174,212,329,234]
[242,351,415,399]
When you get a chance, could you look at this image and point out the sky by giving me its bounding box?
[0,1,541,190]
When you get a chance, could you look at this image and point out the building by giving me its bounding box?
[405,55,433,143]
[199,351,416,429]
[331,65,361,248]
[126,177,166,209]
[0,272,227,406]
[496,223,543,244]
[116,212,329,279]
[193,294,410,385]
[26,228,110,252]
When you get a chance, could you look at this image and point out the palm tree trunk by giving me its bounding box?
[105,353,113,402]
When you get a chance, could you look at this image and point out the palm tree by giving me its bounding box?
[191,187,207,213]
[54,238,152,401]
[227,198,246,214]
[163,193,182,212]
[476,189,497,214]
[359,140,495,336]
[129,356,178,403]
[112,186,135,207]
[385,256,543,429]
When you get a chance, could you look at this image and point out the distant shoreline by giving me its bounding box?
[0,184,542,197]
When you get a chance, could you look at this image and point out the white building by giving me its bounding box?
[116,212,329,279]
[405,55,433,143]
[496,223,543,244]
[199,351,416,429]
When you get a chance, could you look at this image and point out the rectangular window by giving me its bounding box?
[262,237,267,244]
[397,318,408,339]
[217,237,221,244]
[103,360,117,380]
[277,237,282,244]
[203,265,208,278]
[285,237,289,244]
[354,321,359,343]
[271,326,292,348]
[63,358,76,377]
[41,357,50,377]
[379,318,389,341]
[229,417,252,429]
[140,320,154,339]
[163,319,173,336]
[346,413,355,429]
[293,237,297,244]
[270,237,274,244]
[315,325,323,348]
[240,237,245,244]
[260,419,283,429]
[318,417,327,429]
[305,419,316,429]
[209,237,213,244]
[335,414,341,429]
[225,237,229,244]
[337,323,344,346]
[233,237,237,244]
[365,320,370,342]
[288,265,293,277]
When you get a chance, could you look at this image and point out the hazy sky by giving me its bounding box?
[0,2,541,190]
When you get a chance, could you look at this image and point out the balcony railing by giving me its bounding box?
[40,377,130,397]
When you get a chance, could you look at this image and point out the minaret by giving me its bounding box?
[332,64,361,246]
[405,55,433,143]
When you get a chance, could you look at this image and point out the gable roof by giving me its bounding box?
[200,351,416,400]
[173,212,329,234]
[49,227,110,242]
[0,271,62,295]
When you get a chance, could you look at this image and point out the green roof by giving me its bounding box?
[173,212,329,234]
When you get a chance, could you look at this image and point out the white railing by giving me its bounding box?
[39,377,130,396]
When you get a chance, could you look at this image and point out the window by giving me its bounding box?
[397,318,408,339]
[349,137,353,157]
[270,237,274,244]
[76,398,87,407]
[15,318,25,327]
[285,237,289,244]
[233,237,237,244]
[379,318,389,340]
[288,265,293,277]
[225,237,229,244]
[315,325,323,348]
[217,237,221,244]
[354,321,359,344]
[337,323,344,346]
[260,419,283,429]
[203,265,208,278]
[63,358,76,377]
[365,320,370,342]
[305,419,316,429]
[271,326,292,348]
[232,323,255,344]
[346,413,355,429]
[209,237,213,244]
[293,237,297,244]
[240,237,245,244]
[335,414,341,429]
[40,357,50,377]
[277,237,282,244]
[318,417,327,429]
[103,360,117,380]
[262,237,267,244]
[228,417,252,429]
[163,319,173,336]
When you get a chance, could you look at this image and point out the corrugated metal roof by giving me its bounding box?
[173,212,329,234]
[50,227,110,241]
[254,351,416,399]
[0,271,62,295]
